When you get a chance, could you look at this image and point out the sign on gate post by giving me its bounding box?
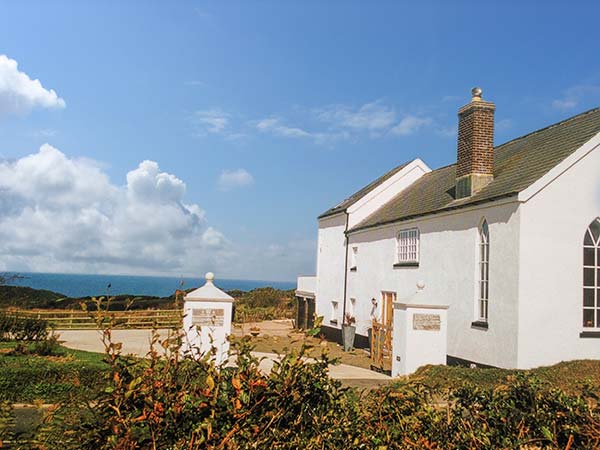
[181,273,234,365]
[391,283,448,377]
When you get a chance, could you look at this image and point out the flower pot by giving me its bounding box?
[342,324,356,352]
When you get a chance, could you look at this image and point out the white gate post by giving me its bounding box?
[391,283,448,377]
[181,272,234,365]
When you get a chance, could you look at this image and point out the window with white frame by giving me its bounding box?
[348,298,356,317]
[330,300,339,324]
[478,220,490,322]
[350,246,358,270]
[583,218,600,328]
[396,228,420,264]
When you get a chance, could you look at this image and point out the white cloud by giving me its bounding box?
[185,80,205,87]
[218,168,254,191]
[315,101,396,131]
[0,55,65,117]
[552,84,600,111]
[496,118,513,131]
[552,99,578,111]
[228,238,316,282]
[255,117,311,138]
[192,109,230,134]
[442,95,462,102]
[0,144,231,276]
[390,115,432,135]
[32,128,58,138]
[436,125,457,138]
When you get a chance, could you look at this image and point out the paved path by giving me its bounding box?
[57,329,391,384]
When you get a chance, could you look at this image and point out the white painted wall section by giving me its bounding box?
[316,213,347,328]
[517,138,600,368]
[347,199,521,368]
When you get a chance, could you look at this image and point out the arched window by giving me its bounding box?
[478,220,490,322]
[583,218,600,328]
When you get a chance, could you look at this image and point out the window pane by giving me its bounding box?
[590,219,600,242]
[584,230,594,246]
[584,288,595,307]
[584,268,595,286]
[583,309,595,327]
[584,247,595,266]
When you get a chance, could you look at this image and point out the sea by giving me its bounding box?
[3,272,295,298]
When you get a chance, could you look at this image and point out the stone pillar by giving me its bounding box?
[391,301,448,377]
[181,272,234,365]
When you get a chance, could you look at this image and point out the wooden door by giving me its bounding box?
[371,291,395,372]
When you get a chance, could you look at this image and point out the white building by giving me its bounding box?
[297,88,600,371]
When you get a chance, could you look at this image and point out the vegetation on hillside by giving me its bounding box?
[0,283,297,322]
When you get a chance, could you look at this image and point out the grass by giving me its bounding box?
[406,360,600,395]
[0,340,107,403]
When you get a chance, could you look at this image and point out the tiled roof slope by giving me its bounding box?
[319,161,411,218]
[351,107,600,232]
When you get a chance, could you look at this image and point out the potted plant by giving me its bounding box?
[342,312,356,352]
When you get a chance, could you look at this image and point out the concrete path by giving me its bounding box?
[57,329,391,384]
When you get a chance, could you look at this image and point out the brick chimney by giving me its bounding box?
[455,87,495,199]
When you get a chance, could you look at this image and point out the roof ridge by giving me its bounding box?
[494,107,600,151]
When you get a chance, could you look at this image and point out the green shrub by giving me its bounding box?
[34,318,600,449]
[0,401,14,446]
[0,312,48,341]
[0,345,106,403]
[31,334,66,357]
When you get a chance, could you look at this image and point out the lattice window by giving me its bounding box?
[350,246,358,270]
[583,218,600,328]
[478,220,490,322]
[397,228,419,263]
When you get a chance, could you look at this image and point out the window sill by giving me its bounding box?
[349,267,357,272]
[471,320,488,330]
[393,261,419,268]
[329,319,338,326]
[580,331,600,338]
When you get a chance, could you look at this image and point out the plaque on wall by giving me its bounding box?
[192,308,225,327]
[413,313,441,331]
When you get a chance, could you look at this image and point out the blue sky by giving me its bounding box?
[1,1,599,281]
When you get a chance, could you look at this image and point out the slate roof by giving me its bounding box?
[318,161,411,218]
[350,107,600,232]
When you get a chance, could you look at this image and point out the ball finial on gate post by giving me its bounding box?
[205,272,215,283]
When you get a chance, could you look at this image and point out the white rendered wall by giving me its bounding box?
[517,142,600,368]
[347,200,521,368]
[316,213,347,328]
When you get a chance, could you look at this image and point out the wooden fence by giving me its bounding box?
[2,308,183,329]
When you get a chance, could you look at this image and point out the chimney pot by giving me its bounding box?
[471,87,483,101]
